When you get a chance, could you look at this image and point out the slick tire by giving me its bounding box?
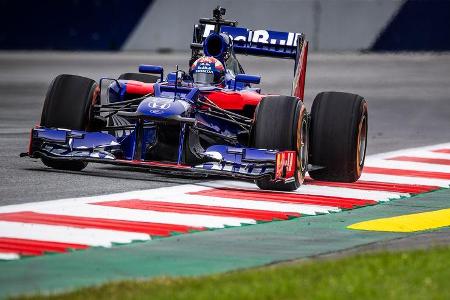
[309,91,368,182]
[118,73,160,83]
[40,74,99,171]
[252,96,308,191]
[41,156,88,172]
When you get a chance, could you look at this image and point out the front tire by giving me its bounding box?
[252,96,308,191]
[40,74,98,171]
[309,91,368,182]
[41,157,87,172]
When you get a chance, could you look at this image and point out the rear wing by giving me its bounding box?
[191,6,309,100]
[198,24,303,59]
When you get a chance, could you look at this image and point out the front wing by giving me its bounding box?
[23,127,297,183]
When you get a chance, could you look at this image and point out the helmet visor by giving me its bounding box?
[193,72,214,84]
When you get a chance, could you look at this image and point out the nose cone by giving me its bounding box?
[137,97,190,118]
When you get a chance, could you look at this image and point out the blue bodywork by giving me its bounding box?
[27,75,281,179]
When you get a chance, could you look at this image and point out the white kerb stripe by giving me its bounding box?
[31,204,256,228]
[359,173,450,188]
[0,184,220,213]
[388,151,450,160]
[0,252,20,260]
[367,142,450,160]
[194,178,404,201]
[365,158,450,173]
[293,184,406,201]
[201,180,262,190]
[132,194,340,215]
[0,221,150,247]
[0,184,209,213]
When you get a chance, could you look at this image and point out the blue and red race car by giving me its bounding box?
[22,7,368,191]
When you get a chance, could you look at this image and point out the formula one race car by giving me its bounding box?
[22,7,368,191]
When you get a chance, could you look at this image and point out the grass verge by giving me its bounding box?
[15,246,450,300]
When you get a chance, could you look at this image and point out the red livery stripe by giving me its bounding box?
[0,238,88,256]
[189,188,376,209]
[94,200,299,221]
[125,81,154,95]
[363,166,450,179]
[115,159,191,168]
[304,178,439,194]
[0,212,204,236]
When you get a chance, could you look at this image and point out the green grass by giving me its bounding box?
[15,247,450,300]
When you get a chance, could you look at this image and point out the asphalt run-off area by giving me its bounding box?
[0,52,449,298]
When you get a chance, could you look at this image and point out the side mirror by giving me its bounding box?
[139,65,164,81]
[235,74,261,85]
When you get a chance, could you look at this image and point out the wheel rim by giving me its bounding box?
[300,118,308,172]
[357,113,367,167]
[296,111,308,182]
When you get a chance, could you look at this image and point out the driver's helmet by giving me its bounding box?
[189,56,225,85]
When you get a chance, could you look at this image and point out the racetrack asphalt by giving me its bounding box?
[1,51,449,206]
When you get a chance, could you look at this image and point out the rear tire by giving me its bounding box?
[118,73,159,83]
[40,74,98,171]
[252,96,308,191]
[309,91,368,182]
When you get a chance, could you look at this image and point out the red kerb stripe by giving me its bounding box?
[389,156,450,166]
[304,178,439,194]
[432,149,450,154]
[0,237,88,256]
[0,212,204,236]
[94,200,299,221]
[363,166,450,179]
[188,188,376,209]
